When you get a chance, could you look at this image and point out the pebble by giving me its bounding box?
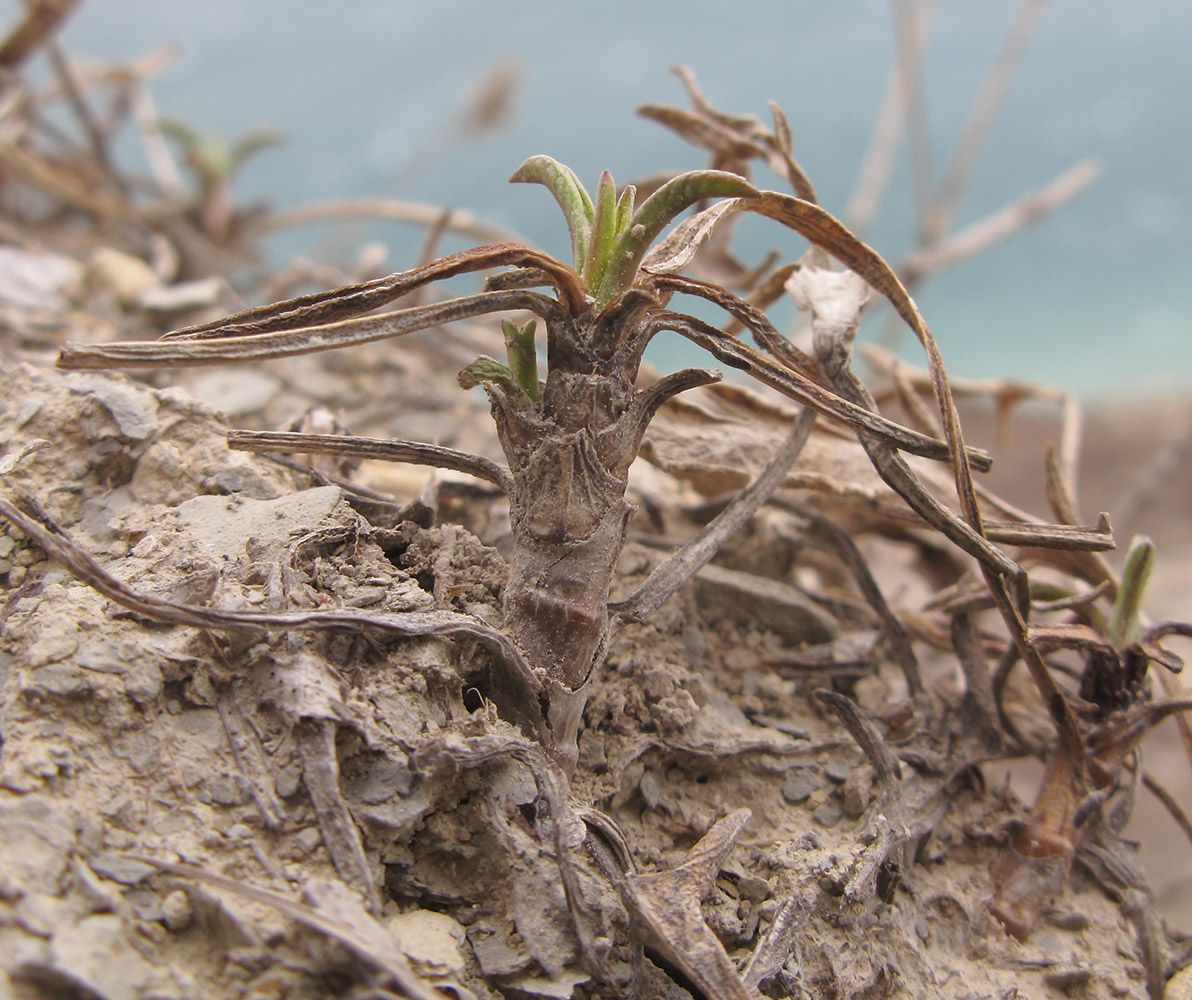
[781,769,819,804]
[1046,909,1091,931]
[137,276,223,313]
[88,852,156,885]
[160,889,194,932]
[275,761,303,799]
[65,374,159,440]
[344,756,414,804]
[812,801,844,828]
[295,827,322,854]
[0,246,81,310]
[345,586,387,607]
[821,756,854,784]
[88,246,160,305]
[176,485,342,562]
[27,664,90,697]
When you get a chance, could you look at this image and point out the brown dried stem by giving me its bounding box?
[227,429,515,495]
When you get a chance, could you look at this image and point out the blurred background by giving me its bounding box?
[38,0,1191,399]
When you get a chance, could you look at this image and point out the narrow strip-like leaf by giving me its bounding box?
[149,244,583,341]
[58,289,567,369]
[501,318,541,401]
[639,199,741,275]
[509,155,594,271]
[227,430,515,495]
[458,355,519,396]
[599,170,758,304]
[614,184,636,237]
[584,169,619,291]
[1108,534,1155,649]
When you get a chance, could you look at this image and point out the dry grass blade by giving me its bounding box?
[254,197,525,246]
[786,498,921,695]
[901,159,1102,283]
[227,430,515,494]
[652,272,823,381]
[1121,889,1167,1000]
[892,0,936,227]
[1142,770,1192,850]
[125,857,445,1000]
[57,288,566,369]
[158,243,579,340]
[616,809,760,1000]
[921,0,1053,242]
[0,0,82,69]
[612,407,816,623]
[0,495,543,708]
[653,310,992,470]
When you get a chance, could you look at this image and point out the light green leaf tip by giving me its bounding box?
[1108,534,1155,649]
[583,170,619,291]
[509,155,593,272]
[597,170,758,305]
[458,355,520,396]
[501,318,540,401]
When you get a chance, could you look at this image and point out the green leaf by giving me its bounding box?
[501,318,540,401]
[509,155,593,272]
[583,170,618,291]
[458,355,520,396]
[1108,534,1155,649]
[614,184,636,237]
[597,170,757,305]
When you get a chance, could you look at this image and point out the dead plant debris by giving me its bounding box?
[1,7,1190,1000]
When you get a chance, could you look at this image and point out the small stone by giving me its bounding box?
[227,823,254,840]
[111,732,161,775]
[27,664,90,697]
[344,585,387,607]
[161,889,194,931]
[89,852,156,885]
[821,756,854,784]
[295,827,322,854]
[387,910,466,975]
[137,276,223,313]
[639,769,664,810]
[812,801,843,828]
[0,245,81,310]
[88,246,160,306]
[207,775,245,806]
[1046,909,1091,931]
[734,874,771,905]
[80,488,135,545]
[1044,968,1093,989]
[46,912,158,1000]
[125,889,163,922]
[343,756,414,804]
[795,832,821,850]
[65,373,159,440]
[467,924,530,978]
[176,486,342,562]
[275,761,303,798]
[28,628,80,667]
[781,769,819,804]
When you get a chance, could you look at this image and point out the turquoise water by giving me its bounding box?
[51,1,1192,399]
